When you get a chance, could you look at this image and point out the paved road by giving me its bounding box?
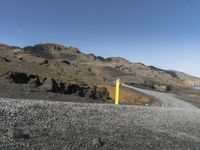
[123,84,198,109]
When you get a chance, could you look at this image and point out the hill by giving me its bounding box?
[0,43,199,105]
[22,43,200,88]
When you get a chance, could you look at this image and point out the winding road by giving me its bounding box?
[123,84,198,109]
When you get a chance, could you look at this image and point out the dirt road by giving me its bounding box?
[123,84,198,109]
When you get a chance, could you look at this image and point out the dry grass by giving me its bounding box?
[105,85,150,105]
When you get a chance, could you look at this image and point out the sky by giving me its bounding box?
[0,0,200,77]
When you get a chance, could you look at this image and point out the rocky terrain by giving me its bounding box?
[0,43,200,105]
[0,98,200,150]
[1,43,200,149]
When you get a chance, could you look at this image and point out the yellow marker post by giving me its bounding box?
[115,79,120,105]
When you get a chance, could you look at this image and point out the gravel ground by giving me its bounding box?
[0,98,200,149]
[123,84,198,109]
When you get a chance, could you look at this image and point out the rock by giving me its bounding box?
[85,86,110,101]
[39,78,52,91]
[0,54,10,62]
[65,84,81,94]
[85,86,97,100]
[51,79,59,93]
[76,87,89,97]
[165,85,172,92]
[28,75,41,87]
[92,136,104,147]
[154,85,167,92]
[9,72,30,84]
[14,54,23,60]
[61,60,70,65]
[96,87,110,101]
[144,80,155,89]
[39,78,61,93]
[12,49,23,60]
[8,72,41,86]
[12,49,23,55]
[154,85,173,92]
[7,128,30,139]
[38,59,48,65]
[59,82,66,94]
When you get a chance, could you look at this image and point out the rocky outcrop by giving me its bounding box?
[5,71,110,101]
[24,46,54,59]
[9,72,34,84]
[85,86,110,101]
[40,78,59,92]
[0,54,10,62]
[8,72,41,86]
[60,60,70,65]
[40,79,110,101]
[38,59,48,65]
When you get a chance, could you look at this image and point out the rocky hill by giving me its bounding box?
[0,43,199,105]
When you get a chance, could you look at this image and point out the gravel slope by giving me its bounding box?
[0,98,200,149]
[123,84,198,109]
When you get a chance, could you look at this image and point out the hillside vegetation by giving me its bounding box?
[0,43,199,105]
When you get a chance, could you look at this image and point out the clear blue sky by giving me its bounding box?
[0,0,200,77]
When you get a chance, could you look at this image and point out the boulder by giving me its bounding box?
[28,75,41,87]
[14,55,23,60]
[0,54,10,62]
[65,84,81,94]
[85,86,97,100]
[60,60,70,65]
[92,136,104,147]
[38,59,48,65]
[85,86,110,101]
[40,78,54,92]
[96,87,110,101]
[9,72,30,84]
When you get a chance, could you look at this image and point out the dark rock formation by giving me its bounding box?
[28,75,41,87]
[8,72,41,86]
[61,60,70,65]
[9,72,31,84]
[38,59,48,65]
[4,71,110,101]
[96,87,110,101]
[85,86,110,101]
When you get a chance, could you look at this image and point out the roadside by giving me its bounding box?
[173,89,200,108]
[123,84,198,109]
[0,98,200,149]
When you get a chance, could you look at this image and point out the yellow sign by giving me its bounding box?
[115,79,120,105]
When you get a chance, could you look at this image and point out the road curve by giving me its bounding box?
[123,84,198,109]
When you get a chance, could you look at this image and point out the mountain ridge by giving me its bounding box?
[0,42,200,106]
[1,42,199,79]
[5,43,197,78]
